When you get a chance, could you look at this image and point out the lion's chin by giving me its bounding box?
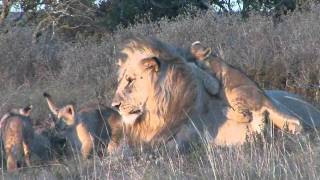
[120,112,142,125]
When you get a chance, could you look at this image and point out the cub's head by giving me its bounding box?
[190,41,212,61]
[112,36,198,126]
[43,92,76,130]
[0,105,33,128]
[15,105,33,117]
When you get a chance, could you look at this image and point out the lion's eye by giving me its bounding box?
[127,77,135,84]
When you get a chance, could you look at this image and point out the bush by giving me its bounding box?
[0,5,319,179]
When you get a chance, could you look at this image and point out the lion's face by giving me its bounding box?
[112,37,200,132]
[112,44,161,125]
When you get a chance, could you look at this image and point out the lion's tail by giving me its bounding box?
[263,100,302,133]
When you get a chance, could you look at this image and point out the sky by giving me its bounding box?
[1,1,241,12]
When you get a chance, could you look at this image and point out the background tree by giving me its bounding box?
[1,0,319,41]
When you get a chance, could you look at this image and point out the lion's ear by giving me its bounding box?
[140,57,160,72]
[191,41,212,61]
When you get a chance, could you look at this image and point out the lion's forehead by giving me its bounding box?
[120,46,160,64]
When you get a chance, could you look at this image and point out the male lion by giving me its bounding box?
[112,36,320,150]
[190,41,301,133]
[112,36,268,149]
[0,105,50,172]
[43,92,123,158]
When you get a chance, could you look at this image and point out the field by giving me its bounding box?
[0,5,319,180]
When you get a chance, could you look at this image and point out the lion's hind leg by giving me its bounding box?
[263,100,302,134]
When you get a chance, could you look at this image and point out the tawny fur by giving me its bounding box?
[43,93,123,158]
[0,106,33,172]
[112,36,318,150]
[190,41,301,133]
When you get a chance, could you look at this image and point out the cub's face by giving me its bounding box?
[56,105,76,130]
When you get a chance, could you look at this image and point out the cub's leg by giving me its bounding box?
[225,86,264,123]
[6,151,17,172]
[189,63,220,96]
[222,107,252,123]
[199,68,220,96]
[106,114,124,154]
[81,139,93,159]
[23,141,31,167]
[229,86,301,133]
[107,132,123,154]
[76,123,93,159]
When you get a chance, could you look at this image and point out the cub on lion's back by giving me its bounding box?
[190,41,302,134]
[43,92,123,158]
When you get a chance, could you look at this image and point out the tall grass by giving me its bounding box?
[0,4,319,180]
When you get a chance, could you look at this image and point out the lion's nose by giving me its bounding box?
[112,102,121,110]
[112,94,123,111]
[111,97,122,110]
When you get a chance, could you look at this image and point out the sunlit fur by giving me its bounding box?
[113,36,260,149]
[190,41,302,133]
[43,93,123,158]
[113,36,320,151]
[0,106,35,172]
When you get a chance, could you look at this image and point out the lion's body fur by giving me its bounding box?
[112,37,320,150]
[113,37,267,148]
[266,90,320,129]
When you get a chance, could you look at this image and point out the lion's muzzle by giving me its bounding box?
[111,95,123,111]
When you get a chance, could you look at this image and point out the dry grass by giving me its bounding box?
[0,4,319,180]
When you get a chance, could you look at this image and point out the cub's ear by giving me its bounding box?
[64,105,75,117]
[20,105,33,116]
[140,57,160,72]
[43,92,60,116]
[191,41,212,61]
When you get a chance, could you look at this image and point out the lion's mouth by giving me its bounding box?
[118,104,143,125]
[129,109,142,114]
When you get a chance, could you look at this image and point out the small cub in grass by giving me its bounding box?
[0,105,34,172]
[43,92,123,159]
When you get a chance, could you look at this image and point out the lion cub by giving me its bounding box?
[43,92,123,158]
[190,41,301,133]
[0,105,34,172]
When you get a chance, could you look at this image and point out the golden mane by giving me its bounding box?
[118,36,201,146]
[113,37,320,150]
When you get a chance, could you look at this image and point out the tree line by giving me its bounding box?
[0,0,318,41]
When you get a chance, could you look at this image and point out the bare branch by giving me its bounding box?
[0,0,12,24]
